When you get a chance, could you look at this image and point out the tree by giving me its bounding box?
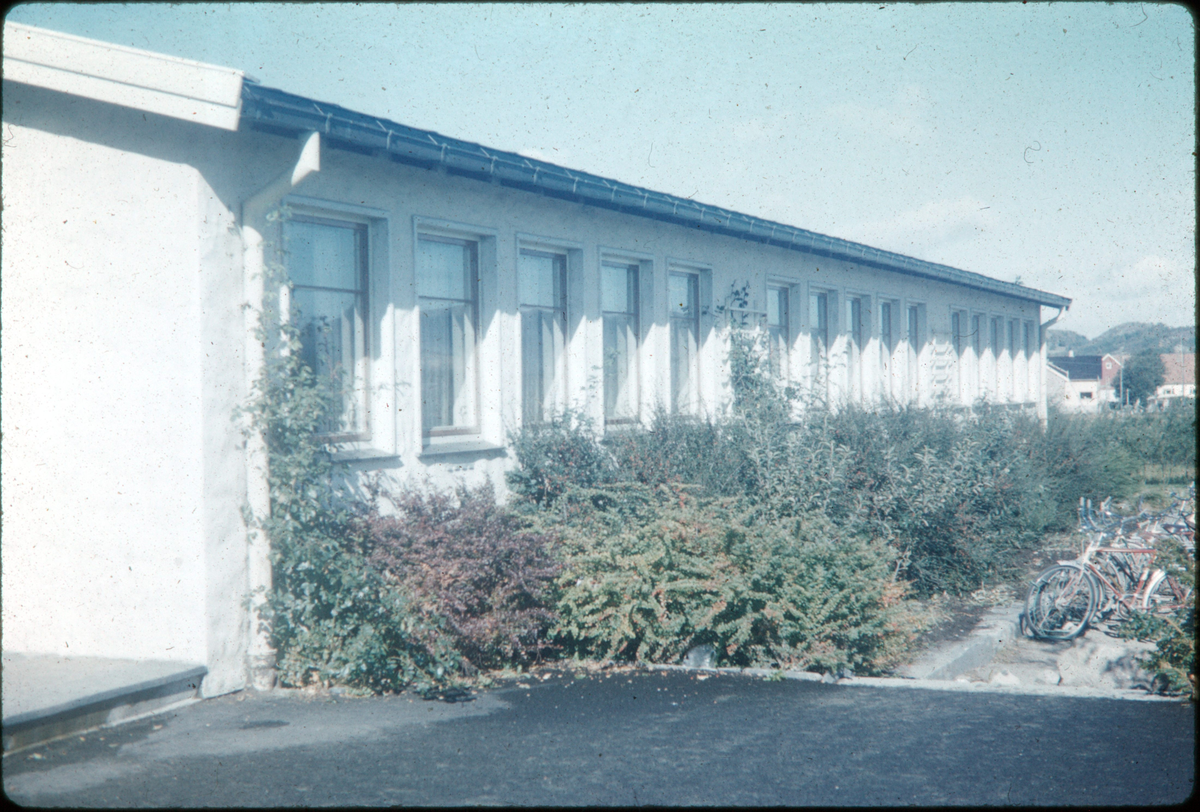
[1122,349,1165,405]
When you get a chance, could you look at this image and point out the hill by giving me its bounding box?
[1047,322,1195,357]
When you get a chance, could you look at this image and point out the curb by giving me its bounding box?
[2,665,207,754]
[645,660,1181,702]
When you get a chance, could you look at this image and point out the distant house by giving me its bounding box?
[1100,353,1124,389]
[1154,352,1196,406]
[1045,353,1111,412]
[1,24,1072,696]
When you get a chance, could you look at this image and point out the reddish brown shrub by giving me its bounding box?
[359,483,561,671]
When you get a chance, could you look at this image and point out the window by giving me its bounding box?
[990,317,1002,397]
[971,314,983,396]
[417,235,479,435]
[602,262,640,423]
[1008,319,1019,400]
[519,249,567,424]
[810,290,829,380]
[1025,321,1037,400]
[951,311,966,401]
[767,285,789,380]
[669,271,700,413]
[880,301,897,397]
[284,216,369,438]
[847,296,865,399]
[907,304,923,399]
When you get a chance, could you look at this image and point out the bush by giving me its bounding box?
[547,483,924,675]
[267,521,460,693]
[245,240,460,694]
[604,407,740,493]
[506,411,615,506]
[1033,409,1140,526]
[1117,536,1196,698]
[359,483,562,671]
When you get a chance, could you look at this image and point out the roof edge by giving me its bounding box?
[239,82,1071,308]
[3,22,243,131]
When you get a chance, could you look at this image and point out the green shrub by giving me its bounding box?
[359,483,561,671]
[1117,536,1196,698]
[604,407,740,494]
[506,411,615,506]
[1033,409,1140,525]
[547,484,924,675]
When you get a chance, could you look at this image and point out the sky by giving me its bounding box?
[7,2,1195,338]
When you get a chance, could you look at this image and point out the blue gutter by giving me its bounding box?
[240,83,1071,309]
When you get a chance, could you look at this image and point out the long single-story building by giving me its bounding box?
[2,23,1071,696]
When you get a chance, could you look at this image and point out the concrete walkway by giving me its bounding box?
[2,653,205,753]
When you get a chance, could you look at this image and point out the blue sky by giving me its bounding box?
[8,2,1195,337]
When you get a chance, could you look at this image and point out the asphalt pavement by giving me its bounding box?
[3,667,1193,807]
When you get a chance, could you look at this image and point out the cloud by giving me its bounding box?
[818,83,932,144]
[848,197,997,257]
[1070,254,1196,335]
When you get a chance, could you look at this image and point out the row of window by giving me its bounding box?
[282,207,1038,446]
[281,210,705,444]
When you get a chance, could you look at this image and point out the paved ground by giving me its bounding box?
[3,668,1193,807]
[959,626,1159,690]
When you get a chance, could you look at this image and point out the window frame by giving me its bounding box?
[668,267,703,414]
[280,195,391,456]
[600,257,642,425]
[415,231,482,440]
[845,292,870,402]
[766,281,793,383]
[517,244,570,426]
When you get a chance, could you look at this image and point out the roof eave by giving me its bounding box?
[239,83,1072,309]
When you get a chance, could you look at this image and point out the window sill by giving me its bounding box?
[330,446,399,463]
[419,439,508,459]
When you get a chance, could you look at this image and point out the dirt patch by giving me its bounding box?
[909,597,991,652]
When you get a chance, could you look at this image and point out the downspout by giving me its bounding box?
[1037,305,1066,425]
[241,131,321,691]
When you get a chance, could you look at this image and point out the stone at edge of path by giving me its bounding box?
[959,627,1158,691]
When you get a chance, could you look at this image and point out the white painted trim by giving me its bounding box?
[3,22,243,131]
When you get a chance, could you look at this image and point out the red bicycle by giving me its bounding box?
[1024,534,1192,640]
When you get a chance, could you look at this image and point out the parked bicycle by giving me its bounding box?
[1023,489,1195,640]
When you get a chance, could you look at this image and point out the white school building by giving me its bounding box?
[1,23,1071,695]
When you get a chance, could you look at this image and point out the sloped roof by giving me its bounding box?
[1048,355,1104,381]
[239,82,1072,309]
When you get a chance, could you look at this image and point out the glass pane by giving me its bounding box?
[767,286,786,328]
[810,292,827,359]
[522,309,564,424]
[850,298,863,347]
[768,287,788,379]
[292,287,364,433]
[671,316,699,412]
[972,316,982,353]
[604,314,638,420]
[602,263,636,314]
[908,306,919,347]
[881,303,892,350]
[285,220,361,290]
[519,250,564,309]
[669,273,697,318]
[417,237,472,301]
[420,300,476,431]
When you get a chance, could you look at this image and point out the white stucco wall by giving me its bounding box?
[1,83,249,695]
[253,140,1047,496]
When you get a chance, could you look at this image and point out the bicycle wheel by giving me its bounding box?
[1025,565,1098,640]
[1142,572,1192,617]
